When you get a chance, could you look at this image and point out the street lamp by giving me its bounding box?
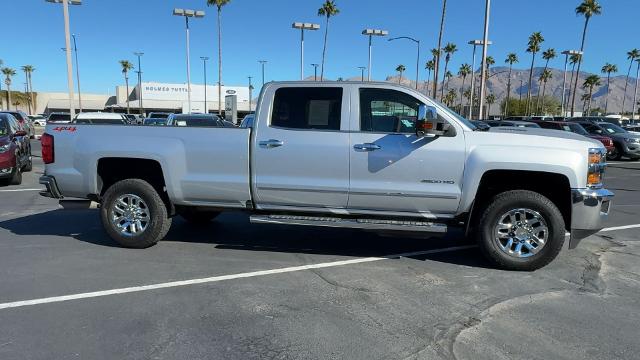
[258,60,267,86]
[173,8,205,114]
[362,29,388,81]
[292,22,320,80]
[71,34,82,113]
[561,50,582,117]
[388,36,420,90]
[46,0,81,116]
[358,66,366,81]
[248,76,254,113]
[311,63,320,81]
[467,39,492,119]
[134,52,144,115]
[200,57,209,114]
[478,0,492,120]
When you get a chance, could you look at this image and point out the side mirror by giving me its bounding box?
[415,104,450,137]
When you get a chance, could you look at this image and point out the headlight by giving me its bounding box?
[587,148,606,188]
[0,144,10,153]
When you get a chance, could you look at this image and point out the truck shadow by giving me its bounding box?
[0,209,491,269]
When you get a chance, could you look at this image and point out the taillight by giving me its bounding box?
[41,133,54,164]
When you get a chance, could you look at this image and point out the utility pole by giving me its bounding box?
[478,0,491,120]
[259,60,267,86]
[311,63,319,81]
[200,56,209,113]
[134,52,144,115]
[248,76,253,113]
[358,66,366,81]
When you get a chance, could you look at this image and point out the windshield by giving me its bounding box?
[149,113,170,119]
[565,123,589,136]
[48,114,71,122]
[0,119,7,136]
[173,115,220,127]
[599,123,627,134]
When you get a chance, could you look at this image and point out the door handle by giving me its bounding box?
[259,139,284,148]
[353,143,381,151]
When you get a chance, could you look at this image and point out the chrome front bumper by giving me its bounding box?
[570,188,614,248]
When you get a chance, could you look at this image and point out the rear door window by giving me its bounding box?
[270,87,342,130]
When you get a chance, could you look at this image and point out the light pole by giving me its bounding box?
[311,63,319,81]
[388,36,420,90]
[468,39,492,119]
[248,76,253,113]
[561,50,582,117]
[259,60,267,86]
[173,8,205,114]
[134,52,144,115]
[362,29,388,81]
[478,0,491,120]
[46,0,81,116]
[358,66,366,81]
[71,33,82,113]
[292,23,320,80]
[200,56,209,114]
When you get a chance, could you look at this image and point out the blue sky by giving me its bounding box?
[2,0,638,94]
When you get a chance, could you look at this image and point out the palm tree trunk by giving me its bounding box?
[217,7,223,116]
[440,60,448,101]
[320,16,329,81]
[125,75,130,114]
[459,76,466,110]
[535,60,549,114]
[622,59,633,115]
[526,52,536,116]
[566,62,576,110]
[633,62,640,118]
[588,88,593,115]
[25,73,32,114]
[433,0,447,98]
[28,73,35,114]
[541,81,547,113]
[570,17,590,116]
[604,73,611,114]
[6,84,11,111]
[505,65,513,117]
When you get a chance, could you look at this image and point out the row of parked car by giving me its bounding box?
[0,112,33,186]
[470,116,640,161]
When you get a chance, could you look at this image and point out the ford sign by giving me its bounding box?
[226,90,237,95]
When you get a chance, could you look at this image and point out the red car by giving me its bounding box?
[0,113,33,185]
[530,120,615,154]
[0,110,35,139]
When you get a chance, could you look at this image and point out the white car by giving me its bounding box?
[73,112,128,125]
[28,115,47,127]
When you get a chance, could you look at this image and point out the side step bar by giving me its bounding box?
[250,214,447,233]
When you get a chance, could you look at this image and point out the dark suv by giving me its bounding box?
[0,110,35,139]
[572,120,640,160]
[529,120,615,154]
[0,113,33,185]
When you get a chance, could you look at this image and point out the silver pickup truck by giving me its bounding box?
[40,81,613,270]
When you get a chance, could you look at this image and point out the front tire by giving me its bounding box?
[100,179,172,248]
[476,190,565,271]
[607,145,622,161]
[9,166,22,185]
[23,153,33,172]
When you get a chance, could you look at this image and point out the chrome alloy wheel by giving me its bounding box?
[110,194,150,237]
[493,208,548,258]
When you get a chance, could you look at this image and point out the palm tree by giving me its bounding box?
[536,48,556,112]
[21,65,35,114]
[444,88,457,107]
[504,53,519,116]
[445,71,453,92]
[582,74,601,115]
[581,93,590,113]
[119,60,134,114]
[632,59,640,118]
[430,49,440,95]
[433,0,448,98]
[538,69,552,114]
[566,53,582,110]
[621,49,640,115]
[396,64,406,84]
[206,0,231,115]
[481,56,495,103]
[570,0,602,116]
[440,42,457,101]
[486,93,496,116]
[525,31,544,115]
[458,63,471,109]
[2,67,16,110]
[601,63,618,114]
[317,0,340,81]
[425,60,435,94]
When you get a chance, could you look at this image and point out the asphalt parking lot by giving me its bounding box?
[0,137,639,360]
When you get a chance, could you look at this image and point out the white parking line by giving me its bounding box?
[601,224,640,232]
[0,245,476,311]
[0,189,42,193]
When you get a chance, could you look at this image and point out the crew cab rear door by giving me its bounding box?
[252,85,350,210]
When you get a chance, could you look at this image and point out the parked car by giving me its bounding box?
[124,114,140,125]
[530,120,615,154]
[569,116,622,127]
[166,114,232,127]
[503,116,530,121]
[0,113,32,185]
[0,110,35,139]
[486,120,541,128]
[470,120,490,131]
[40,81,614,271]
[73,112,128,125]
[572,120,640,160]
[147,112,172,120]
[240,114,255,128]
[529,116,554,121]
[28,115,47,127]
[143,118,167,126]
[47,112,72,124]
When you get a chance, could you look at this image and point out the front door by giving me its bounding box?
[253,86,350,210]
[348,87,465,216]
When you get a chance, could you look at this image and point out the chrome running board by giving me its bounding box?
[250,214,448,233]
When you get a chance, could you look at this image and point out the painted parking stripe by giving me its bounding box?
[601,224,640,232]
[0,245,476,311]
[0,189,42,193]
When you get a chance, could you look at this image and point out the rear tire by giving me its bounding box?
[9,166,22,185]
[178,207,220,224]
[475,190,565,271]
[100,179,172,248]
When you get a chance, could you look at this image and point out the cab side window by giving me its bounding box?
[271,87,342,131]
[359,88,421,133]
